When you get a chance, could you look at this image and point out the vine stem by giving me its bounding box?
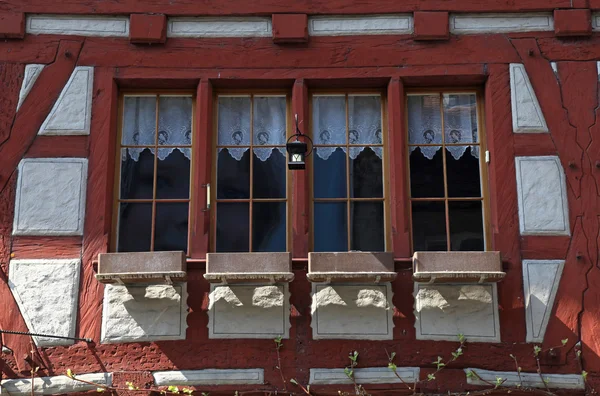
[275,342,287,392]
[535,355,550,392]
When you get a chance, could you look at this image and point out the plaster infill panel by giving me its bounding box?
[8,259,81,346]
[153,369,264,386]
[414,283,500,342]
[17,64,45,111]
[168,17,272,37]
[450,13,554,34]
[509,63,549,133]
[308,15,413,36]
[515,156,570,236]
[311,283,394,340]
[26,15,129,37]
[13,158,88,236]
[208,284,290,339]
[465,369,584,389]
[309,367,419,385]
[101,284,188,343]
[0,373,113,396]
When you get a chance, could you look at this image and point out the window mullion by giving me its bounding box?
[345,93,351,251]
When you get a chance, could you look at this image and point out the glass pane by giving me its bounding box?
[312,96,346,145]
[449,201,484,251]
[348,95,382,145]
[217,148,250,199]
[253,96,286,146]
[314,202,348,252]
[122,96,156,146]
[218,96,251,146]
[409,147,444,198]
[407,95,442,145]
[118,202,152,252]
[216,202,249,252]
[253,149,286,199]
[411,201,447,251]
[446,146,481,198]
[350,147,383,198]
[314,147,347,199]
[351,201,384,251]
[253,202,286,252]
[120,148,154,200]
[156,149,191,199]
[443,94,478,144]
[154,203,189,252]
[158,96,192,146]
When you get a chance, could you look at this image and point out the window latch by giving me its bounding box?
[202,183,211,212]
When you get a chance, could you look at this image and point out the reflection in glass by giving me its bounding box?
[314,202,348,252]
[156,150,190,199]
[118,202,152,252]
[443,94,478,144]
[155,203,189,252]
[158,96,193,146]
[351,201,384,251]
[411,201,447,251]
[409,147,444,198]
[253,96,286,146]
[312,96,346,145]
[350,147,383,198]
[254,149,286,198]
[120,148,154,200]
[122,96,156,146]
[314,147,347,198]
[407,95,442,145]
[449,201,484,251]
[218,96,251,146]
[446,147,481,198]
[253,202,286,252]
[217,202,250,252]
[348,95,382,145]
[217,149,250,199]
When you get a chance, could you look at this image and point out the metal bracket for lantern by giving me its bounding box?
[286,114,313,170]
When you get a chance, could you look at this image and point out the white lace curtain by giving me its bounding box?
[408,94,479,160]
[122,96,193,162]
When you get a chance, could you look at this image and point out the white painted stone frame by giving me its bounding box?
[308,14,413,36]
[168,17,272,37]
[153,369,265,386]
[26,14,129,37]
[465,369,584,389]
[309,367,419,385]
[450,13,554,34]
[0,373,113,396]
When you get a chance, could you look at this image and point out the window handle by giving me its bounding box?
[202,183,211,212]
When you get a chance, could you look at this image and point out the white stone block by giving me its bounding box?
[26,15,129,37]
[522,260,565,343]
[8,259,81,346]
[101,284,188,343]
[515,156,570,236]
[0,373,112,396]
[17,64,45,111]
[309,367,419,385]
[308,15,413,36]
[450,13,553,34]
[592,13,600,31]
[414,283,500,342]
[311,283,394,340]
[168,17,272,37]
[153,369,264,386]
[510,63,549,133]
[465,369,584,390]
[39,66,94,136]
[208,284,290,339]
[13,158,88,236]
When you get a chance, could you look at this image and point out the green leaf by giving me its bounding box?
[582,371,588,381]
[388,363,397,372]
[66,369,74,379]
[458,334,465,343]
[466,371,475,379]
[96,388,105,393]
[167,385,180,393]
[290,378,298,385]
[182,388,194,395]
[201,393,209,396]
[561,338,568,346]
[533,345,542,356]
[427,373,436,381]
[390,352,396,361]
[126,381,140,391]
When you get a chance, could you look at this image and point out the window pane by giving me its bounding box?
[407,95,442,145]
[253,202,286,252]
[216,202,249,252]
[409,147,444,198]
[156,149,191,199]
[351,201,384,251]
[446,146,481,198]
[348,95,382,145]
[350,147,383,198]
[122,96,156,146]
[443,94,478,144]
[314,147,347,198]
[314,202,348,252]
[118,202,152,252]
[253,149,286,199]
[411,201,447,251]
[217,148,250,199]
[120,148,154,200]
[253,96,286,146]
[158,96,192,146]
[154,203,189,252]
[218,96,251,146]
[449,201,484,251]
[312,96,346,145]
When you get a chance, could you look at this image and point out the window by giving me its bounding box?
[310,93,387,252]
[407,91,487,252]
[214,94,290,252]
[114,93,193,253]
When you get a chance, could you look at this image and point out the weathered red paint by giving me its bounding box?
[272,14,308,44]
[413,11,449,41]
[291,79,309,257]
[554,9,592,37]
[0,12,25,39]
[129,14,167,44]
[24,136,89,158]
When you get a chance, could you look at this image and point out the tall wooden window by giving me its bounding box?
[311,93,387,252]
[407,91,487,252]
[214,94,290,252]
[115,93,194,253]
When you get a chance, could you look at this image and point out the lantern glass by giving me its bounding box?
[286,140,307,170]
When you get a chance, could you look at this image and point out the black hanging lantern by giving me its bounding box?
[286,114,313,170]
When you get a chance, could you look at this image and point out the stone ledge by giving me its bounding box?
[307,272,397,283]
[0,373,112,395]
[153,369,264,386]
[465,369,584,389]
[204,272,294,284]
[309,367,419,385]
[413,251,505,284]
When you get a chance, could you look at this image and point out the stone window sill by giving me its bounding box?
[204,252,294,284]
[412,251,505,284]
[95,251,187,284]
[307,252,396,284]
